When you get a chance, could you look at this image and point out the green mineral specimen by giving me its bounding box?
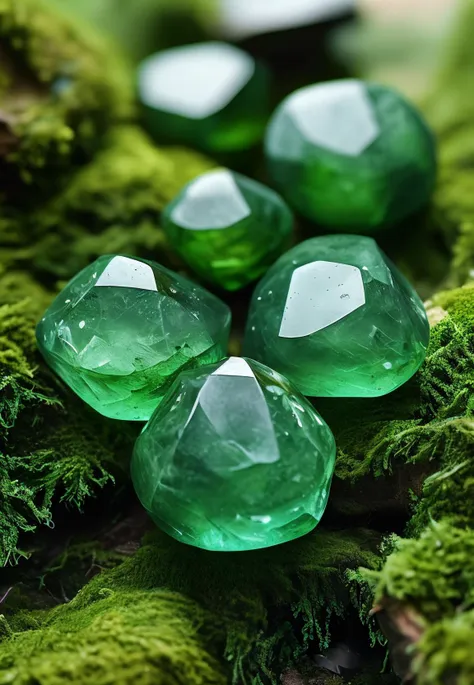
[137,42,270,152]
[36,255,231,421]
[162,168,294,290]
[132,356,336,551]
[243,235,430,398]
[265,79,437,230]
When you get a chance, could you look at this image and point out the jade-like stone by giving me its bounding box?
[36,255,231,421]
[132,356,336,551]
[265,79,436,230]
[162,169,293,291]
[138,42,270,152]
[243,235,430,397]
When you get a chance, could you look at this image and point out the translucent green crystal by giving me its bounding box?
[162,168,294,290]
[36,255,231,421]
[265,79,437,230]
[131,356,336,551]
[243,235,430,397]
[138,42,270,152]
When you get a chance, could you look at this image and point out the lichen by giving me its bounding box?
[0,0,134,189]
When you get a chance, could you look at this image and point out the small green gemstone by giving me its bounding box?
[36,255,231,421]
[132,356,336,551]
[162,169,294,291]
[138,42,270,152]
[265,79,437,230]
[243,235,430,397]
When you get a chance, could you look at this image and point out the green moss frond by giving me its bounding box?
[0,268,137,567]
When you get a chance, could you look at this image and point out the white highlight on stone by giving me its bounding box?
[170,170,251,231]
[220,0,354,39]
[138,42,254,119]
[288,80,378,156]
[279,260,365,339]
[214,357,254,378]
[95,256,157,291]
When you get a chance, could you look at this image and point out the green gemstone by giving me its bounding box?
[36,255,231,421]
[138,42,270,152]
[162,169,294,291]
[243,235,430,397]
[265,79,437,230]
[132,356,336,551]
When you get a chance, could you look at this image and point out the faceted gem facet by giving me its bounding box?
[36,255,231,421]
[265,79,437,230]
[162,169,294,290]
[131,356,336,551]
[138,42,270,152]
[243,235,430,397]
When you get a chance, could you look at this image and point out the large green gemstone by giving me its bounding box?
[132,356,336,551]
[162,168,293,291]
[243,235,430,397]
[137,42,270,152]
[265,79,436,230]
[36,255,231,421]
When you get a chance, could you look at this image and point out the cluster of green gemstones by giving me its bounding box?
[37,45,436,552]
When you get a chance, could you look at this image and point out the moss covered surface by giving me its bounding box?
[0,0,473,683]
[0,0,135,194]
[0,528,382,684]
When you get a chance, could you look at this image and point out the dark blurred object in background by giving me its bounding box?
[218,0,356,89]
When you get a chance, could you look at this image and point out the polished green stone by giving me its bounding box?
[137,42,270,152]
[162,169,293,291]
[36,255,231,421]
[265,79,437,230]
[243,235,430,397]
[132,356,336,551]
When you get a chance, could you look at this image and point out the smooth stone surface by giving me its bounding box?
[162,169,294,290]
[132,356,336,551]
[36,255,231,421]
[243,235,430,397]
[265,79,437,230]
[138,42,270,152]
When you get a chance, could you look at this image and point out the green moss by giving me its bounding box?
[1,126,215,280]
[325,284,474,531]
[363,522,474,685]
[414,610,474,685]
[0,0,134,189]
[0,268,137,566]
[46,0,216,63]
[0,527,381,684]
[369,521,474,623]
